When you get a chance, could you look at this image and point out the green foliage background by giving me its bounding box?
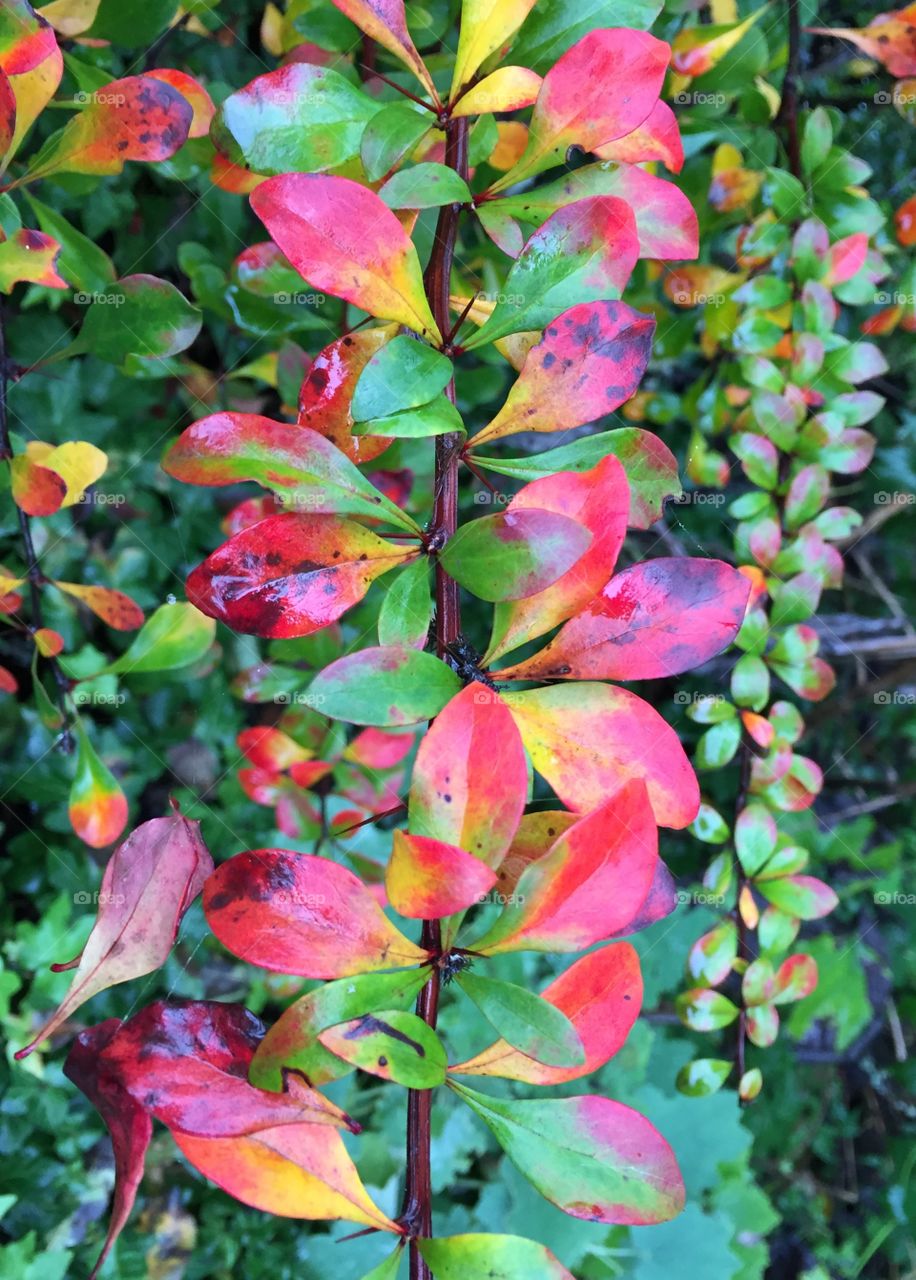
[1,1,914,1278]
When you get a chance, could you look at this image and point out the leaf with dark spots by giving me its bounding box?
[0,226,66,293]
[91,999,354,1135]
[163,411,418,533]
[23,74,193,181]
[298,327,398,464]
[319,1008,447,1087]
[472,301,655,445]
[64,1020,153,1280]
[450,1083,685,1225]
[439,508,592,602]
[16,813,213,1059]
[498,559,751,681]
[186,512,417,639]
[204,848,430,978]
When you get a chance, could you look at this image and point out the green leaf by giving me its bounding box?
[106,603,215,675]
[318,1009,447,1087]
[457,972,585,1068]
[24,192,115,294]
[212,63,378,175]
[357,1248,404,1280]
[675,1058,732,1098]
[439,510,591,602]
[419,1234,576,1279]
[802,109,832,177]
[731,654,769,711]
[379,162,472,209]
[250,968,430,1090]
[309,646,461,726]
[87,0,179,44]
[75,275,201,365]
[509,0,662,73]
[734,804,777,876]
[765,167,808,221]
[378,557,432,650]
[450,1082,685,1225]
[360,101,433,182]
[469,427,681,529]
[695,718,742,770]
[352,334,453,421]
[354,395,464,439]
[675,989,740,1032]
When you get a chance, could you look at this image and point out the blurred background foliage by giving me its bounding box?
[0,0,914,1277]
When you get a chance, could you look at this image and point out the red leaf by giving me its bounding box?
[407,684,528,869]
[251,174,440,340]
[471,301,655,446]
[64,1021,153,1280]
[16,813,213,1059]
[486,456,630,662]
[204,849,430,977]
[385,830,498,918]
[451,942,643,1084]
[506,683,699,828]
[499,558,750,681]
[472,780,658,953]
[343,727,413,770]
[237,726,311,771]
[186,512,416,639]
[9,452,67,515]
[594,100,684,172]
[298,327,396,463]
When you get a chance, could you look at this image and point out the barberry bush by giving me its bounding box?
[2,1,913,1278]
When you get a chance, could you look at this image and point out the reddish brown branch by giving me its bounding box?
[775,0,803,179]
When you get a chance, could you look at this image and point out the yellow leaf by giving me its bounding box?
[450,293,539,370]
[450,0,538,97]
[260,1,284,56]
[26,440,107,506]
[451,66,541,117]
[671,5,768,78]
[488,120,528,171]
[37,0,101,38]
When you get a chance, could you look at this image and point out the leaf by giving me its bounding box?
[469,427,680,528]
[452,67,542,118]
[353,395,463,438]
[734,803,777,876]
[53,581,143,631]
[186,513,416,640]
[686,921,738,987]
[439,508,591,602]
[23,74,192,180]
[69,720,128,849]
[147,68,214,138]
[172,1123,399,1231]
[671,6,767,76]
[24,439,107,506]
[408,684,527,868]
[498,558,750,681]
[356,1249,403,1280]
[360,100,432,182]
[450,0,539,95]
[330,0,437,99]
[771,954,818,1004]
[0,2,62,167]
[63,1022,152,1280]
[419,1233,575,1279]
[298,326,398,464]
[15,814,213,1059]
[451,1083,685,1224]
[251,174,440,341]
[508,0,663,73]
[594,99,683,173]
[489,29,671,191]
[385,830,497,919]
[378,556,431,649]
[756,874,838,920]
[204,848,430,978]
[807,7,916,77]
[452,943,641,1084]
[675,1058,733,1098]
[485,457,630,661]
[675,989,740,1032]
[485,161,698,262]
[505,683,699,828]
[379,161,472,209]
[9,451,66,515]
[352,334,452,420]
[107,602,215,675]
[465,198,640,348]
[309,647,461,726]
[76,275,201,365]
[471,781,658,954]
[457,971,584,1067]
[211,63,378,176]
[0,226,65,292]
[472,301,654,445]
[163,412,418,533]
[250,968,430,1091]
[318,1009,446,1087]
[85,999,353,1137]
